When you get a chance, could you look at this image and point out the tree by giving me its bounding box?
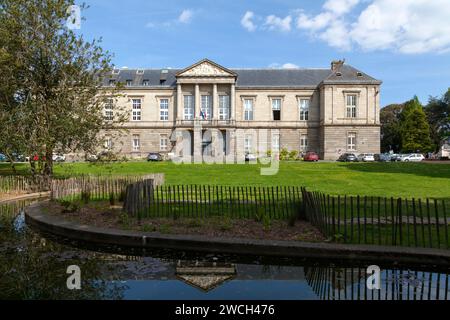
[400,97,433,153]
[424,88,450,151]
[0,0,126,185]
[380,104,404,152]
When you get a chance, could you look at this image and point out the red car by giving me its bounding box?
[303,152,319,162]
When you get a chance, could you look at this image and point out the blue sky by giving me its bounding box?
[79,0,450,107]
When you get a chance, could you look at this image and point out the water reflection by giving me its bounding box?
[1,200,449,300]
[305,266,450,300]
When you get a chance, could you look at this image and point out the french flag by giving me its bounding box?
[200,110,207,120]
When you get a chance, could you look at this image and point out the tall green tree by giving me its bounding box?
[424,88,450,151]
[0,0,126,184]
[380,104,404,152]
[400,96,433,153]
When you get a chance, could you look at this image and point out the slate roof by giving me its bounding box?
[102,64,381,88]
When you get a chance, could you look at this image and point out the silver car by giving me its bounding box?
[357,153,375,162]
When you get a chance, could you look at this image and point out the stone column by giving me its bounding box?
[194,84,200,120]
[176,84,182,121]
[213,84,218,120]
[193,121,202,163]
[230,83,236,120]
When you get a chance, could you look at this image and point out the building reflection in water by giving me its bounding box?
[175,260,236,292]
[305,266,450,300]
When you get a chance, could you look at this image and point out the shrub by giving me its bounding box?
[60,200,80,214]
[289,150,299,161]
[279,148,289,160]
[118,212,131,229]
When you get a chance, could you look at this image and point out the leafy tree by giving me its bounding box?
[400,97,433,153]
[380,104,404,152]
[424,88,450,151]
[0,0,126,185]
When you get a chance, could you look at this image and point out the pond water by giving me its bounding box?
[1,200,449,300]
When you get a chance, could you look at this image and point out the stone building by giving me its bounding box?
[101,58,381,161]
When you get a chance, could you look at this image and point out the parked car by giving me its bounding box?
[337,153,358,162]
[303,151,319,162]
[97,151,119,162]
[357,153,375,162]
[400,153,425,162]
[0,153,6,162]
[245,153,257,162]
[85,154,98,162]
[52,153,66,162]
[390,154,402,162]
[26,154,46,162]
[374,153,391,162]
[147,152,163,162]
[11,153,25,162]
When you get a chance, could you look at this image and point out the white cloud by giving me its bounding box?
[350,0,450,53]
[178,9,193,24]
[323,0,360,15]
[295,0,450,54]
[241,11,256,32]
[146,9,194,28]
[269,63,300,69]
[264,15,292,32]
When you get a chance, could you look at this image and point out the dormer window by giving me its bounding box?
[112,69,120,75]
[336,72,342,77]
[142,79,149,86]
[357,72,363,77]
[126,80,133,86]
[137,69,144,75]
[160,69,168,85]
[109,79,116,86]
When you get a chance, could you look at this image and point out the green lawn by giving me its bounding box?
[1,161,449,199]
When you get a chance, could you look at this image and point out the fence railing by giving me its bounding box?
[301,187,450,249]
[0,175,51,194]
[50,174,164,201]
[123,183,304,221]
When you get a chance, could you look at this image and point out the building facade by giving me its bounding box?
[102,59,381,161]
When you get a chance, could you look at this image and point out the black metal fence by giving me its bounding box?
[123,183,304,221]
[301,188,450,249]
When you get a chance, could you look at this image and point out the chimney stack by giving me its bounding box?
[331,59,345,71]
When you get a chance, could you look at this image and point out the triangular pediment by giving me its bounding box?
[176,59,236,77]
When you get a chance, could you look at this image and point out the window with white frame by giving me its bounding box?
[201,95,212,120]
[132,99,141,121]
[244,135,252,153]
[347,132,356,151]
[272,134,280,152]
[160,136,168,151]
[132,134,140,151]
[219,95,230,120]
[300,135,308,151]
[104,136,113,150]
[272,98,281,121]
[160,98,169,121]
[244,99,253,121]
[126,80,133,86]
[184,95,194,120]
[299,99,310,121]
[104,98,113,121]
[346,94,357,118]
